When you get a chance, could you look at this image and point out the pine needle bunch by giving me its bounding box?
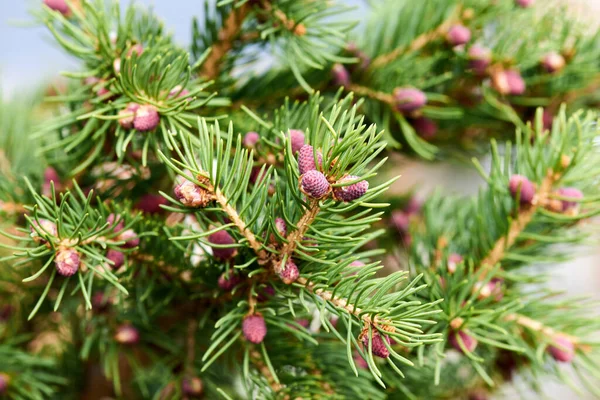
[1,0,599,399]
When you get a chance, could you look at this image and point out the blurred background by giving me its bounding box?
[0,0,598,399]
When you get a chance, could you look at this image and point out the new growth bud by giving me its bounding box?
[278,259,299,284]
[55,248,80,277]
[242,314,267,344]
[509,175,535,204]
[393,87,427,113]
[333,175,368,202]
[301,170,331,199]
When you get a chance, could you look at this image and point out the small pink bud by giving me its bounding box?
[106,249,124,269]
[114,324,139,345]
[548,336,575,363]
[120,229,139,248]
[446,24,471,46]
[353,350,369,369]
[218,270,241,291]
[182,376,204,398]
[43,0,70,15]
[55,248,80,277]
[301,170,331,199]
[362,330,391,358]
[257,285,275,302]
[107,213,125,232]
[168,85,190,98]
[541,52,565,74]
[278,259,299,284]
[289,129,305,154]
[296,319,310,329]
[391,211,410,234]
[492,69,526,96]
[449,330,478,354]
[447,253,463,274]
[331,63,350,87]
[242,314,267,344]
[208,230,237,260]
[349,260,365,268]
[135,194,168,214]
[30,219,57,243]
[509,175,536,204]
[516,0,534,7]
[117,103,140,129]
[0,373,9,395]
[393,87,427,113]
[412,117,438,140]
[556,187,583,212]
[468,391,488,400]
[174,180,210,208]
[127,44,144,58]
[274,217,287,238]
[297,144,323,175]
[333,175,368,202]
[467,45,492,75]
[92,292,110,312]
[243,131,260,148]
[133,105,160,132]
[405,197,422,215]
[42,167,62,197]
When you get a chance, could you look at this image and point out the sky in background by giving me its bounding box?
[0,0,364,95]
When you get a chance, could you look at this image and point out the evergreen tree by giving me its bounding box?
[1,0,599,398]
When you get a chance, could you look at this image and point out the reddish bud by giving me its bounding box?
[468,45,492,75]
[218,270,241,291]
[548,336,575,363]
[393,87,427,113]
[289,129,305,154]
[362,330,391,358]
[353,350,369,369]
[168,85,190,99]
[332,63,350,87]
[135,194,168,214]
[55,248,80,277]
[243,131,260,148]
[449,330,478,354]
[274,217,287,238]
[492,69,526,95]
[297,144,323,175]
[30,219,57,243]
[391,211,410,233]
[278,259,299,284]
[106,249,124,269]
[133,105,160,132]
[242,314,267,344]
[107,213,125,232]
[412,117,438,140]
[182,376,204,398]
[208,230,237,260]
[509,175,535,204]
[541,52,565,74]
[117,103,140,129]
[447,253,463,274]
[114,324,140,345]
[43,0,70,15]
[333,175,368,202]
[516,0,534,7]
[257,285,276,302]
[174,180,211,208]
[301,170,330,199]
[446,24,471,46]
[0,373,9,395]
[556,187,583,212]
[120,229,140,248]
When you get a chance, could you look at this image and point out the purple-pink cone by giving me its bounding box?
[42,167,62,197]
[278,259,299,284]
[556,187,583,212]
[30,219,57,243]
[289,129,306,154]
[301,170,331,199]
[107,213,125,232]
[133,105,160,132]
[509,175,536,204]
[208,230,237,260]
[541,52,565,74]
[468,45,492,75]
[243,131,260,148]
[492,69,526,96]
[362,330,391,359]
[516,0,534,7]
[168,85,190,99]
[106,249,124,269]
[391,211,410,234]
[332,63,350,87]
[257,285,276,302]
[43,0,70,15]
[182,376,204,398]
[412,117,438,140]
[393,87,427,113]
[118,103,140,129]
[120,229,140,248]
[55,248,81,277]
[353,351,369,369]
[134,194,168,214]
[548,336,575,363]
[446,24,471,46]
[274,217,287,238]
[174,180,208,208]
[114,324,140,345]
[447,253,463,274]
[218,271,241,291]
[333,175,368,202]
[0,373,9,395]
[242,314,267,344]
[449,330,478,354]
[298,144,323,175]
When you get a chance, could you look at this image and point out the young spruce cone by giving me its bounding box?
[55,248,80,277]
[242,314,267,344]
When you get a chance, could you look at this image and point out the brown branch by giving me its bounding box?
[200,3,253,80]
[214,188,268,263]
[370,7,462,68]
[250,350,286,396]
[260,0,306,36]
[504,313,591,352]
[478,169,559,275]
[346,84,394,106]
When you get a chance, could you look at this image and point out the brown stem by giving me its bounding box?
[370,6,462,68]
[200,3,253,80]
[214,188,268,263]
[346,84,394,106]
[250,350,286,395]
[260,0,306,36]
[504,313,590,352]
[477,169,559,275]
